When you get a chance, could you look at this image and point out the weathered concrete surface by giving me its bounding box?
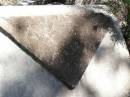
[0,5,112,88]
[0,5,130,97]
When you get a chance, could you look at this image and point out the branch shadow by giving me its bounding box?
[1,69,64,97]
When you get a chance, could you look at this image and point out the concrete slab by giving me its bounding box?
[0,5,111,88]
[0,5,130,97]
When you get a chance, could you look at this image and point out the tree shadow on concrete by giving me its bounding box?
[1,64,65,97]
[79,80,99,97]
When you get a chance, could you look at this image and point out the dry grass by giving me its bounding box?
[0,0,19,5]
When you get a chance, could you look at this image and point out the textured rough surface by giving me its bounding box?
[0,5,113,88]
[0,5,130,97]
